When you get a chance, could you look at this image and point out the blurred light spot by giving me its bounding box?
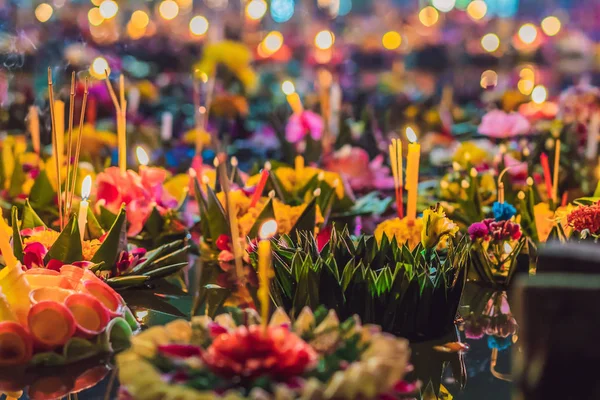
[189,15,209,35]
[337,0,351,16]
[518,79,534,95]
[262,31,283,53]
[315,30,334,50]
[281,80,295,95]
[88,7,104,26]
[54,0,66,8]
[271,0,294,23]
[519,66,535,81]
[466,0,487,20]
[480,70,498,89]
[419,6,439,27]
[131,10,149,29]
[159,0,179,20]
[90,57,110,79]
[99,0,118,19]
[35,3,53,22]
[382,31,402,50]
[531,85,547,104]
[481,33,500,52]
[541,15,561,36]
[91,0,102,6]
[455,0,470,9]
[432,0,456,12]
[246,0,267,20]
[518,23,538,44]
[127,21,146,39]
[204,0,228,10]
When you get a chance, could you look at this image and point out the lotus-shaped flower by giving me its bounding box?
[286,110,324,144]
[323,145,394,191]
[478,110,531,139]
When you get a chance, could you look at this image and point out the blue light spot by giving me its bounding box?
[271,0,294,23]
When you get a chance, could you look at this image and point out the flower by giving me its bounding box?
[285,110,324,144]
[115,248,147,275]
[492,202,517,221]
[484,219,522,242]
[468,222,489,241]
[157,344,202,359]
[194,40,257,92]
[452,141,492,168]
[535,203,573,242]
[421,204,458,249]
[374,217,423,249]
[567,201,600,234]
[478,110,531,139]
[202,325,318,380]
[96,167,178,236]
[22,242,47,269]
[323,145,394,191]
[558,83,600,124]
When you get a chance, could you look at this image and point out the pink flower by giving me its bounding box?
[285,111,324,143]
[468,222,489,241]
[478,110,531,139]
[22,242,48,269]
[158,344,202,359]
[95,167,178,236]
[323,146,395,191]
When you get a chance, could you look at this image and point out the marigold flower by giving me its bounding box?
[567,201,600,234]
[421,204,458,249]
[374,217,423,249]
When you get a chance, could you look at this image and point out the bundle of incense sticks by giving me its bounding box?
[389,138,404,219]
[104,70,127,173]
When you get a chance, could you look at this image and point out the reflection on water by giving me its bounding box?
[5,282,519,400]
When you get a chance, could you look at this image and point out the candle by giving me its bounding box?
[161,112,173,141]
[553,139,561,204]
[258,219,278,329]
[586,111,600,160]
[329,82,341,138]
[28,106,40,156]
[405,127,420,222]
[250,169,269,208]
[78,175,92,241]
[540,153,553,201]
[128,87,141,115]
[54,100,65,169]
[136,146,149,172]
[389,138,404,219]
[281,80,303,115]
[295,155,304,175]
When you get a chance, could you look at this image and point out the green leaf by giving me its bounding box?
[106,275,149,289]
[11,207,23,262]
[86,206,105,240]
[120,289,187,317]
[91,206,127,268]
[248,198,275,238]
[29,170,55,208]
[142,262,188,279]
[574,196,600,206]
[130,239,185,274]
[45,214,83,263]
[205,184,229,241]
[63,337,99,362]
[289,198,317,238]
[8,156,25,199]
[99,205,118,230]
[143,207,164,238]
[21,199,46,229]
[194,177,212,242]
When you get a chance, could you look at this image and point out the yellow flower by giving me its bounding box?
[137,80,159,102]
[183,128,212,148]
[247,166,344,199]
[23,229,60,248]
[421,204,458,249]
[453,141,490,168]
[73,124,117,156]
[194,40,257,92]
[374,217,423,249]
[82,239,102,261]
[164,174,191,203]
[534,203,574,242]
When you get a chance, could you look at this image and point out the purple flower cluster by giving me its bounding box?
[468,219,522,242]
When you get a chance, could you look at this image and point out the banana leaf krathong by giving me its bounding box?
[249,227,469,341]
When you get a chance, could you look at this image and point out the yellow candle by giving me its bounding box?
[553,139,561,204]
[405,128,420,222]
[295,155,304,175]
[54,100,65,169]
[0,227,17,270]
[258,219,278,329]
[28,106,40,156]
[282,80,303,115]
[78,176,92,241]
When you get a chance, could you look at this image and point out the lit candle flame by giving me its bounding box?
[406,127,417,143]
[282,80,295,95]
[136,146,149,166]
[259,219,278,240]
[81,175,92,200]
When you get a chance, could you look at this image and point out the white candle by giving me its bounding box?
[128,87,141,115]
[78,175,92,240]
[586,111,600,160]
[161,112,173,141]
[329,82,341,138]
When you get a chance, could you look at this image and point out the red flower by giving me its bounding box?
[158,344,202,359]
[567,201,600,234]
[203,325,317,380]
[22,242,48,269]
[216,234,232,252]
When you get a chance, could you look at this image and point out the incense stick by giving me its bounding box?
[389,138,404,219]
[64,72,76,218]
[69,78,88,215]
[47,68,64,230]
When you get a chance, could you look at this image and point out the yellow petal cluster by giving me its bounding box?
[421,203,459,249]
[374,217,423,249]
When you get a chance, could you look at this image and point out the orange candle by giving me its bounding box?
[405,128,420,222]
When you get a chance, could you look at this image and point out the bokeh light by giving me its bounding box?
[263,31,284,53]
[531,85,548,104]
[131,10,150,29]
[87,7,104,26]
[314,30,334,50]
[382,31,402,50]
[35,3,53,22]
[541,16,561,36]
[466,0,487,21]
[281,80,295,95]
[246,0,267,20]
[518,79,534,95]
[518,23,538,44]
[432,0,456,13]
[480,70,498,89]
[271,0,294,23]
[481,33,500,52]
[159,0,179,20]
[189,15,209,35]
[419,6,439,27]
[90,57,110,79]
[98,0,118,19]
[520,66,535,81]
